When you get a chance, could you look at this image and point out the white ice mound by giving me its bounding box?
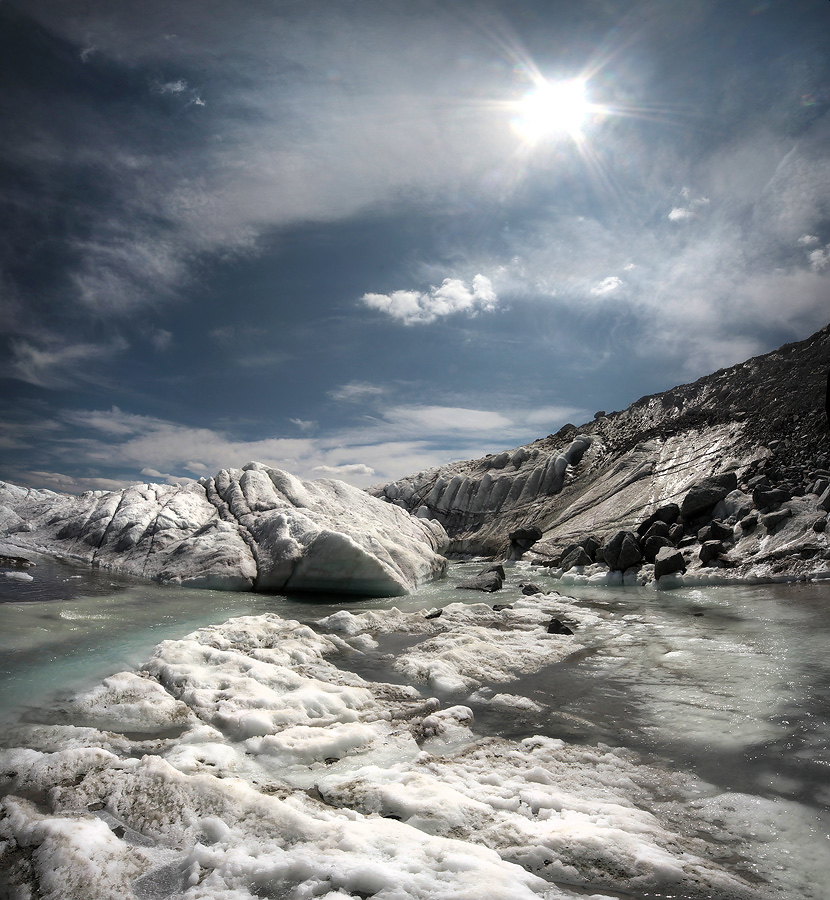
[0,463,449,595]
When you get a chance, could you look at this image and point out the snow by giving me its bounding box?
[0,463,450,596]
[2,593,817,899]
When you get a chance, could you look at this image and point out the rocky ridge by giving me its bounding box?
[371,323,830,585]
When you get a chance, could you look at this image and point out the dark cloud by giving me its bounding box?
[1,0,828,489]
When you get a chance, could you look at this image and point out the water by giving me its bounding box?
[0,553,467,722]
[1,554,829,896]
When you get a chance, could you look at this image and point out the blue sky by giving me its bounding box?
[1,0,829,492]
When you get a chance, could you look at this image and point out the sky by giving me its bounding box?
[1,0,829,494]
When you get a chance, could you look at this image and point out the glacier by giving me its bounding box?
[0,462,449,597]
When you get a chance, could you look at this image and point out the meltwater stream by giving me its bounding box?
[1,554,829,897]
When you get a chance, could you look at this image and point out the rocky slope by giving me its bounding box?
[0,463,448,596]
[370,323,830,585]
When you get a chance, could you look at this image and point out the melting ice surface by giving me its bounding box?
[0,554,828,899]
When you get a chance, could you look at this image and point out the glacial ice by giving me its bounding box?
[0,463,449,596]
[2,593,819,900]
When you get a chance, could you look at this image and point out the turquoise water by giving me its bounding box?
[1,556,829,808]
[1,554,829,897]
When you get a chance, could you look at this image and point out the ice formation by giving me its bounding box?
[0,463,449,596]
[2,593,820,899]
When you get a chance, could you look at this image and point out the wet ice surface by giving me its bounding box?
[0,559,828,899]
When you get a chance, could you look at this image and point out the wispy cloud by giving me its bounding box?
[7,337,126,389]
[362,274,498,325]
[328,382,387,403]
[590,276,623,296]
[5,395,588,493]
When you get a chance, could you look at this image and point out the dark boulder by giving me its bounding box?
[699,540,724,566]
[509,526,543,556]
[654,546,686,580]
[492,604,513,611]
[680,473,738,519]
[642,520,670,541]
[810,477,829,497]
[698,520,734,544]
[753,486,791,510]
[600,530,642,572]
[812,516,827,533]
[668,523,685,544]
[740,514,758,532]
[547,618,574,635]
[560,546,593,571]
[456,564,505,592]
[520,582,544,595]
[762,508,792,532]
[637,503,681,536]
[579,535,601,561]
[818,486,830,513]
[643,534,674,563]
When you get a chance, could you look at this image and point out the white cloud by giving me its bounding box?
[312,463,375,478]
[668,207,692,221]
[798,234,819,246]
[156,79,188,94]
[381,405,512,434]
[668,193,710,222]
[328,382,386,403]
[290,418,317,432]
[361,274,497,325]
[809,245,830,271]
[590,276,623,296]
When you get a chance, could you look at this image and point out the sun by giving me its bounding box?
[513,77,594,143]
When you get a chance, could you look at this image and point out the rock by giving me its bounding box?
[711,490,753,522]
[809,477,829,496]
[643,534,673,563]
[668,523,685,544]
[423,608,443,620]
[0,464,449,597]
[699,540,724,566]
[508,526,542,557]
[698,520,734,544]
[456,565,504,592]
[740,514,758,532]
[753,486,791,510]
[654,546,686,580]
[492,603,513,611]
[560,546,593,571]
[519,582,543,595]
[637,503,680,536]
[617,534,643,571]
[680,473,738,519]
[642,520,670,541]
[762,508,792,531]
[818,485,830,513]
[579,535,601,560]
[546,618,574,635]
[599,530,642,571]
[812,516,827,533]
